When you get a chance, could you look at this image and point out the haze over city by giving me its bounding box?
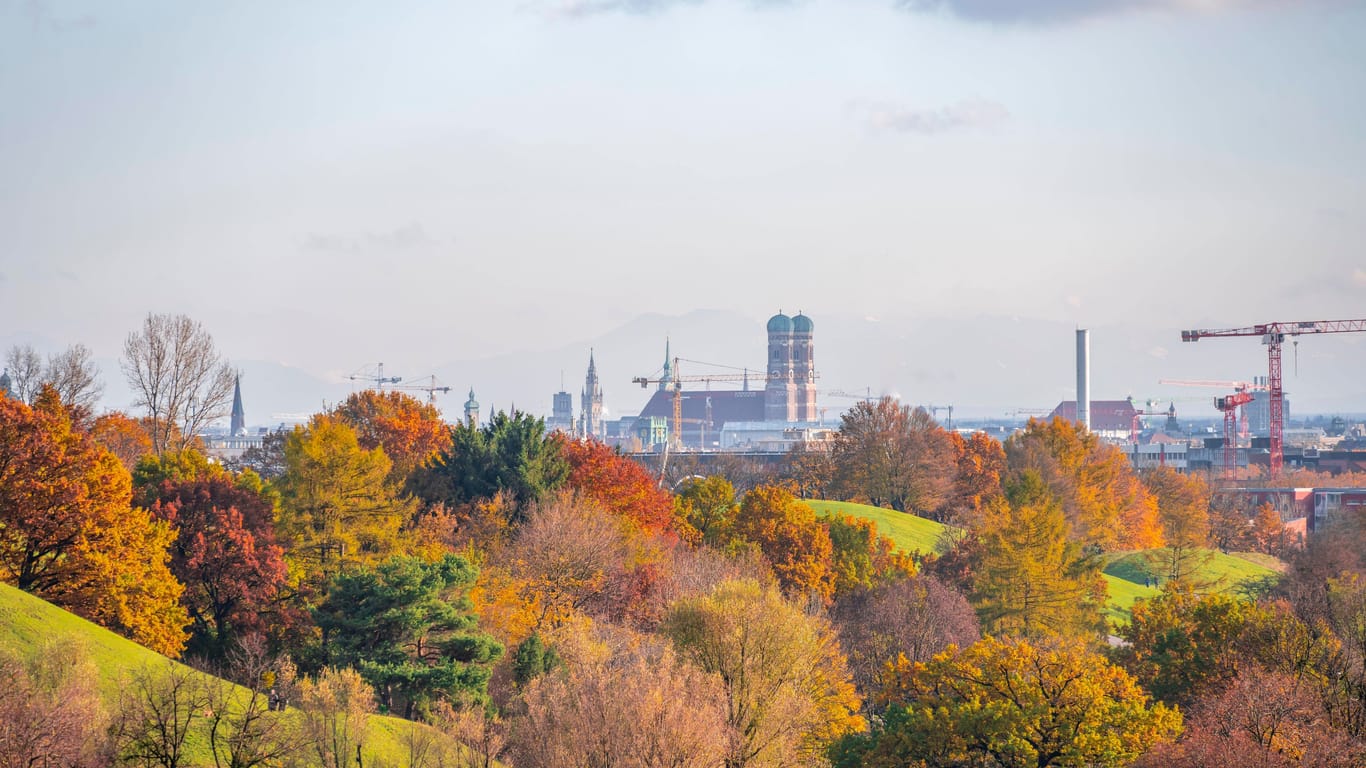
[3,0,1364,421]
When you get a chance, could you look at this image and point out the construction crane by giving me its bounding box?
[825,388,876,401]
[1215,392,1255,477]
[391,375,453,405]
[1181,318,1366,476]
[632,357,753,453]
[349,363,402,390]
[1159,379,1269,439]
[925,404,954,430]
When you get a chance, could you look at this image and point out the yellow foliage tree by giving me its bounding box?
[273,416,414,591]
[664,579,863,767]
[730,485,836,603]
[1005,416,1162,551]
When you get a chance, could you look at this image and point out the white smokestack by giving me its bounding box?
[1076,329,1090,431]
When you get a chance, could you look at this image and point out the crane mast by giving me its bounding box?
[1181,319,1366,476]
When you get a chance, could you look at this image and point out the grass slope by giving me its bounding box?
[0,582,459,766]
[805,499,950,555]
[806,499,1282,624]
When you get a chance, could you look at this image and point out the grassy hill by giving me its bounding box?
[805,499,950,554]
[0,582,463,766]
[805,499,1282,624]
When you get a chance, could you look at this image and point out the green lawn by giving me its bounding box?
[804,499,951,555]
[805,499,1283,626]
[0,582,463,766]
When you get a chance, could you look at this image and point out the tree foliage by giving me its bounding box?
[561,437,675,534]
[510,643,730,768]
[831,398,957,513]
[299,667,376,768]
[845,636,1181,768]
[0,389,188,655]
[332,389,452,485]
[147,475,288,659]
[942,430,1006,523]
[1141,466,1213,584]
[664,579,864,767]
[972,471,1107,640]
[675,475,737,546]
[824,514,915,599]
[313,554,502,717]
[411,411,568,519]
[121,313,236,456]
[274,416,414,587]
[730,485,836,602]
[90,411,155,470]
[1004,417,1162,551]
[0,639,109,768]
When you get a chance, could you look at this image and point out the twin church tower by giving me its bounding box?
[764,311,818,423]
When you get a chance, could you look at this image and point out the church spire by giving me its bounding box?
[659,337,673,392]
[230,374,245,436]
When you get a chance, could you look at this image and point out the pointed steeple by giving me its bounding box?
[229,374,245,436]
[660,338,673,392]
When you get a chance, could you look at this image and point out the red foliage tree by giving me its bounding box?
[148,477,289,658]
[560,437,675,534]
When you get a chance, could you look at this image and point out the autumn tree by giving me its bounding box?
[0,639,109,768]
[1136,667,1365,768]
[842,636,1181,768]
[730,485,836,602]
[121,312,236,456]
[1004,416,1162,551]
[1208,491,1257,553]
[411,411,568,519]
[199,636,301,768]
[824,514,915,599]
[1114,584,1258,706]
[664,579,864,768]
[225,430,287,480]
[831,398,956,513]
[972,471,1107,639]
[509,643,730,768]
[299,667,376,768]
[332,389,452,485]
[313,554,503,717]
[786,441,836,500]
[147,475,288,659]
[0,388,188,655]
[274,415,414,587]
[675,475,738,545]
[42,343,104,421]
[1142,466,1213,583]
[90,411,155,470]
[940,430,1006,524]
[831,575,979,703]
[560,436,675,534]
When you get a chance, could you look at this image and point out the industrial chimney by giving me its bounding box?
[1076,329,1090,431]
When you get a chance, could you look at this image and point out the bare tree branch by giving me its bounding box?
[121,313,236,455]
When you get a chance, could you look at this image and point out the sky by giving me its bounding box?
[2,0,1364,420]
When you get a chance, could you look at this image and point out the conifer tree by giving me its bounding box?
[972,471,1107,639]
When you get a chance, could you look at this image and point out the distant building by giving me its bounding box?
[637,311,820,451]
[464,388,480,428]
[0,368,10,399]
[230,374,246,437]
[579,351,604,439]
[1050,399,1138,441]
[548,390,574,433]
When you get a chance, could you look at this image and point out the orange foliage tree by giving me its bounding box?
[942,430,1006,523]
[332,389,453,485]
[0,387,188,655]
[1005,417,1162,551]
[731,485,836,603]
[89,411,154,470]
[559,437,675,534]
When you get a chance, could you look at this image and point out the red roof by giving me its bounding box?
[1050,400,1137,432]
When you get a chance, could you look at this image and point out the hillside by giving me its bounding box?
[806,499,1282,623]
[805,499,950,554]
[0,583,463,766]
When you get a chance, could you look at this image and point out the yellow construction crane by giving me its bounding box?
[632,357,753,453]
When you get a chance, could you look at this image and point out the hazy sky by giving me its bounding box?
[2,0,1364,410]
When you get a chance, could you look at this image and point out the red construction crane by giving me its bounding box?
[1214,392,1255,477]
[1181,319,1366,476]
[1159,378,1269,438]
